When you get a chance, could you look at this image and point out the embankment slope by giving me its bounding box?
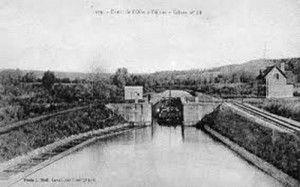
[198,103,300,184]
[0,104,126,163]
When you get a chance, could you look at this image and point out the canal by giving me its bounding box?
[15,124,283,187]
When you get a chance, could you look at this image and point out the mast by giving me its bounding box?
[263,42,267,60]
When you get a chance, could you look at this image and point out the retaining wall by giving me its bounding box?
[183,102,219,126]
[106,102,152,126]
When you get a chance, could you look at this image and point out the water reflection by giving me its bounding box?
[16,124,283,187]
[181,125,185,140]
[155,120,185,141]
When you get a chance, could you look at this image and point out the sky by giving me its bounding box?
[0,0,299,73]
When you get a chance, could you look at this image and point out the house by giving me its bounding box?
[124,86,143,101]
[256,63,294,98]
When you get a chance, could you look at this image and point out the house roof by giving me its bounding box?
[257,66,287,79]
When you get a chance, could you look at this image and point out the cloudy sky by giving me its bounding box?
[0,0,299,73]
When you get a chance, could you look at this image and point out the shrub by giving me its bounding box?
[41,71,56,90]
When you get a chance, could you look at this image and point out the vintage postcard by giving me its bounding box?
[0,0,299,186]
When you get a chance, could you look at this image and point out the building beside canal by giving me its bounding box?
[124,86,143,101]
[256,63,294,98]
[106,86,151,126]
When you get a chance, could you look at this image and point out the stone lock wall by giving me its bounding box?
[106,103,152,126]
[183,102,219,126]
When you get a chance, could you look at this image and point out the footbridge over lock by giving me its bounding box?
[150,90,221,126]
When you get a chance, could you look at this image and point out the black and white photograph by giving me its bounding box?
[0,0,300,186]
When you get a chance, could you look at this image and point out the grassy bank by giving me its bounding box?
[0,104,126,163]
[257,99,300,122]
[198,103,300,181]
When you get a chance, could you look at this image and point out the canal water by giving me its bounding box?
[16,124,283,187]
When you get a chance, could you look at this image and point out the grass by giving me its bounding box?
[258,99,300,122]
[0,104,126,162]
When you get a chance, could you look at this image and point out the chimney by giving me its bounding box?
[280,62,285,72]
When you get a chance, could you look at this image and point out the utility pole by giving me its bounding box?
[263,42,267,60]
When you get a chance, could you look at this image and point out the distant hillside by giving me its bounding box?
[0,69,112,80]
[209,59,274,75]
[210,58,300,75]
[150,58,300,81]
[1,57,299,82]
[26,70,90,80]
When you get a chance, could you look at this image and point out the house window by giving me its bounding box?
[274,73,279,80]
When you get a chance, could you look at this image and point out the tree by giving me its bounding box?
[87,68,113,102]
[112,68,129,88]
[60,78,71,83]
[22,72,36,82]
[231,73,240,83]
[0,69,23,96]
[42,71,56,89]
